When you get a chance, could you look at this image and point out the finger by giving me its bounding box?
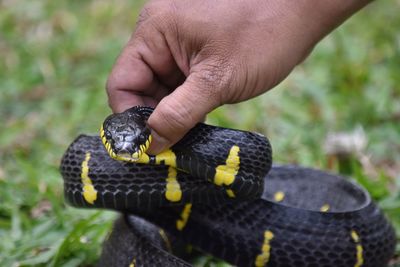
[134,13,187,89]
[107,91,160,113]
[146,72,222,154]
[107,17,184,113]
[106,41,168,113]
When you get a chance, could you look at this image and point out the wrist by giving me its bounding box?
[295,0,372,43]
[265,0,372,66]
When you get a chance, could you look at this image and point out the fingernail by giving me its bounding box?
[147,130,171,155]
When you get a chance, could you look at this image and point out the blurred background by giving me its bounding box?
[0,0,399,266]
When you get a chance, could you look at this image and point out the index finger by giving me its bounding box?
[106,42,167,113]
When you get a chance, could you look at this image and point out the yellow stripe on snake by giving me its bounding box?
[60,106,395,267]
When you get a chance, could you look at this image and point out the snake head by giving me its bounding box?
[101,107,152,162]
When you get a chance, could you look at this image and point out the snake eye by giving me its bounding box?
[105,130,112,139]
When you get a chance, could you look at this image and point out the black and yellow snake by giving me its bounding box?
[60,106,396,266]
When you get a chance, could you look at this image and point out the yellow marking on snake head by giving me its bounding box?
[108,147,117,160]
[165,166,182,202]
[145,137,151,150]
[100,125,105,137]
[80,152,97,204]
[320,204,330,212]
[100,125,154,164]
[350,230,364,267]
[226,189,236,198]
[139,135,151,155]
[110,150,147,163]
[113,154,126,161]
[273,191,285,202]
[143,134,152,152]
[214,145,240,186]
[255,230,274,267]
[155,149,177,167]
[101,136,107,147]
[135,153,150,164]
[129,259,136,267]
[176,203,192,231]
[132,151,139,159]
[100,126,112,158]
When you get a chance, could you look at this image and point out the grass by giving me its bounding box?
[0,0,399,266]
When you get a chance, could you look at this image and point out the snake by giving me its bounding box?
[60,106,396,267]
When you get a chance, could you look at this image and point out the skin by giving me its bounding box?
[106,0,372,154]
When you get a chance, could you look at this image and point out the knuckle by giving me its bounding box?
[105,75,119,112]
[137,1,177,29]
[106,72,117,94]
[136,7,150,27]
[136,1,161,27]
[194,59,236,105]
[105,84,116,111]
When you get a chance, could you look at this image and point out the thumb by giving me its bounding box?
[146,73,221,154]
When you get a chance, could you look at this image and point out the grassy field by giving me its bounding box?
[1,0,399,266]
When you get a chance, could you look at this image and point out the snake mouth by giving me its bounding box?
[100,125,152,162]
[115,150,142,162]
[101,143,143,162]
[114,134,152,162]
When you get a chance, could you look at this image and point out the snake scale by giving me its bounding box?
[60,106,396,267]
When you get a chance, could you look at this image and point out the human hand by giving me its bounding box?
[106,0,370,154]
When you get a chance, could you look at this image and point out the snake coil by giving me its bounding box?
[60,107,395,267]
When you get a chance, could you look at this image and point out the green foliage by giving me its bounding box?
[0,0,399,266]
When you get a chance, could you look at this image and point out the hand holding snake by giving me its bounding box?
[106,0,372,154]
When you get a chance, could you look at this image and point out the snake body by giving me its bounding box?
[60,107,396,266]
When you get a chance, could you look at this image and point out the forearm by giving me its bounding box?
[295,0,372,44]
[260,0,372,67]
[106,0,373,152]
